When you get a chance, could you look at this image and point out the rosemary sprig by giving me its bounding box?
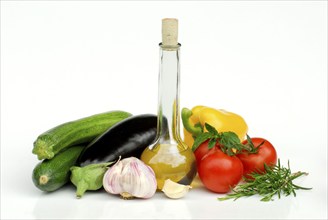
[218,159,312,202]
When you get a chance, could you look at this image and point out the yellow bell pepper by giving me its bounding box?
[182,105,248,148]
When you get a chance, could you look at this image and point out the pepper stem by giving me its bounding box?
[181,108,203,136]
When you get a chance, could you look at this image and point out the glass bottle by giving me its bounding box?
[141,19,197,190]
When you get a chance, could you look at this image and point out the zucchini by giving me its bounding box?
[32,111,132,160]
[32,145,84,192]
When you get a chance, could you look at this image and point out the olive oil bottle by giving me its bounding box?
[141,18,197,190]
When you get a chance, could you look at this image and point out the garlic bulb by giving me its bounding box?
[162,179,192,199]
[103,157,157,199]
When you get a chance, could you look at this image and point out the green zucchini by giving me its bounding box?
[32,145,84,192]
[32,110,132,160]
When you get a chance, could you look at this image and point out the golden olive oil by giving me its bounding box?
[141,143,196,190]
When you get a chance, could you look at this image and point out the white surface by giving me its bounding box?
[1,1,327,219]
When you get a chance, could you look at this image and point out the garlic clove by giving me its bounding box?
[162,179,192,199]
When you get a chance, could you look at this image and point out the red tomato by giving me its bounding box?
[237,137,277,178]
[193,140,214,162]
[197,148,244,193]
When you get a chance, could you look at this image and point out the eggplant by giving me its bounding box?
[77,114,157,167]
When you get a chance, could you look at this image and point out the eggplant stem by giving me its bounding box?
[76,180,88,199]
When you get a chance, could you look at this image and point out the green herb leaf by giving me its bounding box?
[192,132,214,151]
[218,159,312,202]
[204,123,219,135]
[192,124,247,156]
[208,138,217,149]
[219,132,244,156]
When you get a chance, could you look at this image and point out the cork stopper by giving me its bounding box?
[162,18,178,46]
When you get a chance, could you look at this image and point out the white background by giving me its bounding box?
[1,1,327,219]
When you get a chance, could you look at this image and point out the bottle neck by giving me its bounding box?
[155,43,183,146]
